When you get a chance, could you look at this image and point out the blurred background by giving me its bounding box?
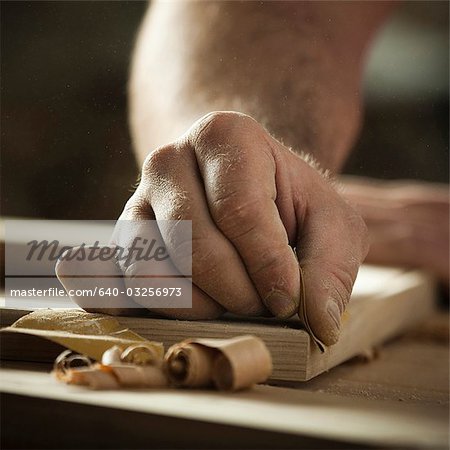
[1,1,448,220]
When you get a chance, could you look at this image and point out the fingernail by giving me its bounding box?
[326,300,341,332]
[264,290,296,318]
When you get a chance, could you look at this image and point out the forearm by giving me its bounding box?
[130,1,393,171]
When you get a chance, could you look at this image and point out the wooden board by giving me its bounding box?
[2,320,448,449]
[1,265,437,382]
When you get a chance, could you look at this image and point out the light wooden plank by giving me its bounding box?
[1,266,437,381]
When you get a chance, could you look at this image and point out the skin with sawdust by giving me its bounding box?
[86,2,448,346]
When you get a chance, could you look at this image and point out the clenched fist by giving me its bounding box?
[116,112,369,345]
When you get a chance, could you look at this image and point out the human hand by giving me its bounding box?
[341,177,449,286]
[112,112,370,345]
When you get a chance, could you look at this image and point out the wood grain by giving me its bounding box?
[1,266,437,382]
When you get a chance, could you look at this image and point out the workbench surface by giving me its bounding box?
[1,313,448,449]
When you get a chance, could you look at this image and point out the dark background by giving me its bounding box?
[2,1,146,219]
[1,1,448,220]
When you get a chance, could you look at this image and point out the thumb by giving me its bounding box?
[296,189,369,346]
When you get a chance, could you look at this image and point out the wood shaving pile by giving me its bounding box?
[53,335,272,391]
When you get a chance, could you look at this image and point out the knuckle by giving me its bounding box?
[191,238,221,280]
[354,214,370,259]
[351,209,369,238]
[333,265,355,301]
[248,246,291,279]
[142,144,177,179]
[120,195,147,220]
[325,262,356,313]
[212,191,264,239]
[194,111,257,146]
[167,235,193,275]
[342,203,370,260]
[168,230,220,280]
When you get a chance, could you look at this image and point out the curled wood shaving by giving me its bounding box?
[53,350,92,382]
[165,343,216,388]
[107,364,168,388]
[64,366,120,390]
[53,335,273,392]
[101,344,162,367]
[298,265,326,352]
[164,335,273,391]
[53,345,167,389]
[121,344,161,366]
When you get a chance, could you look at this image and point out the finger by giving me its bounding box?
[138,141,266,316]
[55,245,144,315]
[296,178,369,346]
[116,195,225,319]
[190,112,300,318]
[124,259,225,319]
